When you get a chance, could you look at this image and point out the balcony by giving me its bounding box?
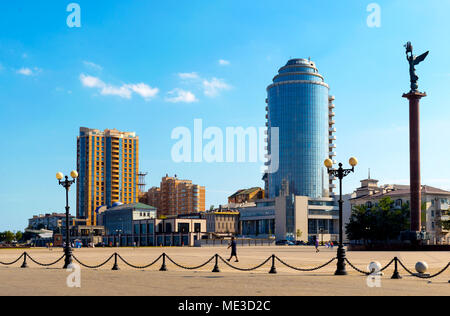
[329,111,335,117]
[329,127,336,133]
[329,152,336,157]
[329,144,337,149]
[329,120,336,125]
[328,103,335,109]
[329,135,337,141]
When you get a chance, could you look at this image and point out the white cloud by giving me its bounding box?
[165,89,198,103]
[80,74,104,88]
[79,74,158,100]
[218,59,230,66]
[16,67,42,76]
[126,83,159,100]
[17,67,33,76]
[202,77,231,97]
[83,61,103,71]
[178,72,200,80]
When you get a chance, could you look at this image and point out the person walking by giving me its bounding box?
[227,236,239,262]
[315,238,320,253]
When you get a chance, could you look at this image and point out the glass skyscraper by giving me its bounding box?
[266,58,334,198]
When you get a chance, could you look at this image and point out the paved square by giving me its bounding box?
[0,246,448,296]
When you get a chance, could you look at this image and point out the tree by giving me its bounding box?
[345,197,410,244]
[15,231,23,242]
[442,221,450,231]
[2,231,15,243]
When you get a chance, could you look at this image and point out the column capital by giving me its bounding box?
[403,91,427,99]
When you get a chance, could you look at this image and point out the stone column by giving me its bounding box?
[402,91,426,233]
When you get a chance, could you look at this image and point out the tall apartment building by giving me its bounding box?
[146,175,205,216]
[77,127,139,226]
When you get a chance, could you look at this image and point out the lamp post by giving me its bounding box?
[56,170,78,269]
[115,229,123,247]
[324,157,358,276]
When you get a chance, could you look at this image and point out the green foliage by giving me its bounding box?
[15,231,23,242]
[0,231,16,243]
[345,197,410,243]
[442,221,450,231]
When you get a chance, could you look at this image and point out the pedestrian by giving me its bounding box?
[330,241,334,249]
[227,236,239,262]
[315,238,320,253]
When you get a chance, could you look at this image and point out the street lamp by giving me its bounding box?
[115,229,123,247]
[56,170,78,269]
[324,157,358,275]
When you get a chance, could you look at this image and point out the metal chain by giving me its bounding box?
[0,253,24,266]
[276,256,337,272]
[218,255,271,271]
[397,260,450,279]
[27,254,66,267]
[345,258,395,276]
[344,258,371,275]
[379,258,395,272]
[117,254,163,269]
[166,255,215,270]
[72,254,114,269]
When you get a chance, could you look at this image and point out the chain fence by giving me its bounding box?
[73,254,114,269]
[1,251,449,280]
[219,255,272,272]
[0,253,24,266]
[118,253,163,269]
[27,253,66,267]
[276,256,337,272]
[166,254,215,270]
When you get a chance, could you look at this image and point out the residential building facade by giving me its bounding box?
[28,213,75,231]
[76,127,139,226]
[144,175,205,216]
[228,187,265,204]
[348,177,450,244]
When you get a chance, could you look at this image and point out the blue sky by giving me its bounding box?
[1,0,450,231]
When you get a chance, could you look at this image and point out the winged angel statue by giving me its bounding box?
[405,42,429,92]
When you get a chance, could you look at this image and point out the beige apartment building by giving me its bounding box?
[143,175,205,216]
[348,177,450,244]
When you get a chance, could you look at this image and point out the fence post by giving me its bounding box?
[21,252,28,269]
[112,253,120,271]
[269,255,277,274]
[212,254,220,273]
[391,257,401,279]
[160,253,167,271]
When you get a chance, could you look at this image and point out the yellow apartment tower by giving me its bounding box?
[76,127,139,226]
